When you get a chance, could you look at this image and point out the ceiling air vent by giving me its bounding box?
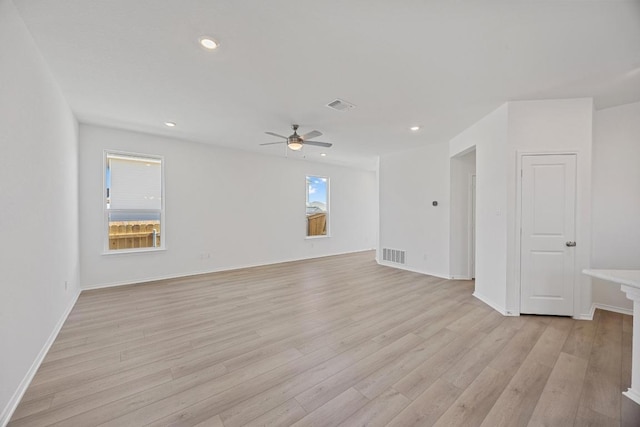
[326,98,356,112]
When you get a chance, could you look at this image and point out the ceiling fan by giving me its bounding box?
[260,124,333,151]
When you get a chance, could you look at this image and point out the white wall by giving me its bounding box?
[378,143,450,278]
[450,104,509,313]
[591,101,640,312]
[0,0,80,423]
[79,124,377,288]
[384,99,595,318]
[506,99,593,317]
[449,149,476,279]
[448,100,593,316]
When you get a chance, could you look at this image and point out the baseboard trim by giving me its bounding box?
[375,261,450,280]
[574,304,597,320]
[472,291,515,316]
[623,389,640,406]
[592,302,633,317]
[83,249,376,291]
[574,313,594,321]
[1,289,80,427]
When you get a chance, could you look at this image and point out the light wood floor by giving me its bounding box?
[9,251,636,426]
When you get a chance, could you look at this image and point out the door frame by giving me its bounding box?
[468,173,476,280]
[514,150,579,317]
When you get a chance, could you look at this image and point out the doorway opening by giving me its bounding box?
[449,148,476,280]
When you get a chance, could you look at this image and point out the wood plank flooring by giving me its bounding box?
[9,251,636,426]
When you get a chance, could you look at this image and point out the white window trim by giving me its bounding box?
[103,150,166,254]
[305,174,330,239]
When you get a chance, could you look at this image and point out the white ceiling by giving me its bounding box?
[14,0,640,170]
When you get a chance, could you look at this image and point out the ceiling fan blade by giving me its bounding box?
[304,141,332,148]
[301,130,322,140]
[265,131,288,139]
[259,141,285,146]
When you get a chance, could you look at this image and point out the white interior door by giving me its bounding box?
[520,154,577,316]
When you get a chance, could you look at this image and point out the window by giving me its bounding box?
[306,175,329,237]
[105,151,164,252]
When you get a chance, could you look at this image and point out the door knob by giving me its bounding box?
[566,241,577,247]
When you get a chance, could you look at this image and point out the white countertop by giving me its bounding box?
[583,269,640,289]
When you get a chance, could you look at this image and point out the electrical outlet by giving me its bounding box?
[64,280,68,291]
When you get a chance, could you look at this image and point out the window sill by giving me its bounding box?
[305,235,330,240]
[102,247,166,256]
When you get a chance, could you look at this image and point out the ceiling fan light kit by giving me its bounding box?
[288,140,303,151]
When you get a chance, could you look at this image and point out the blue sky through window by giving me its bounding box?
[307,176,327,206]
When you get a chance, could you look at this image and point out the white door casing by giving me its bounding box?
[520,154,577,316]
[470,174,476,279]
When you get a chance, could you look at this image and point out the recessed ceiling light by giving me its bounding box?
[199,37,219,50]
[410,126,420,131]
[320,153,327,157]
[164,122,176,127]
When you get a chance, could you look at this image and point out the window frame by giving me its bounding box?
[305,175,330,239]
[103,150,166,254]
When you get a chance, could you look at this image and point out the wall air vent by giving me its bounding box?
[326,98,356,112]
[382,248,406,264]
